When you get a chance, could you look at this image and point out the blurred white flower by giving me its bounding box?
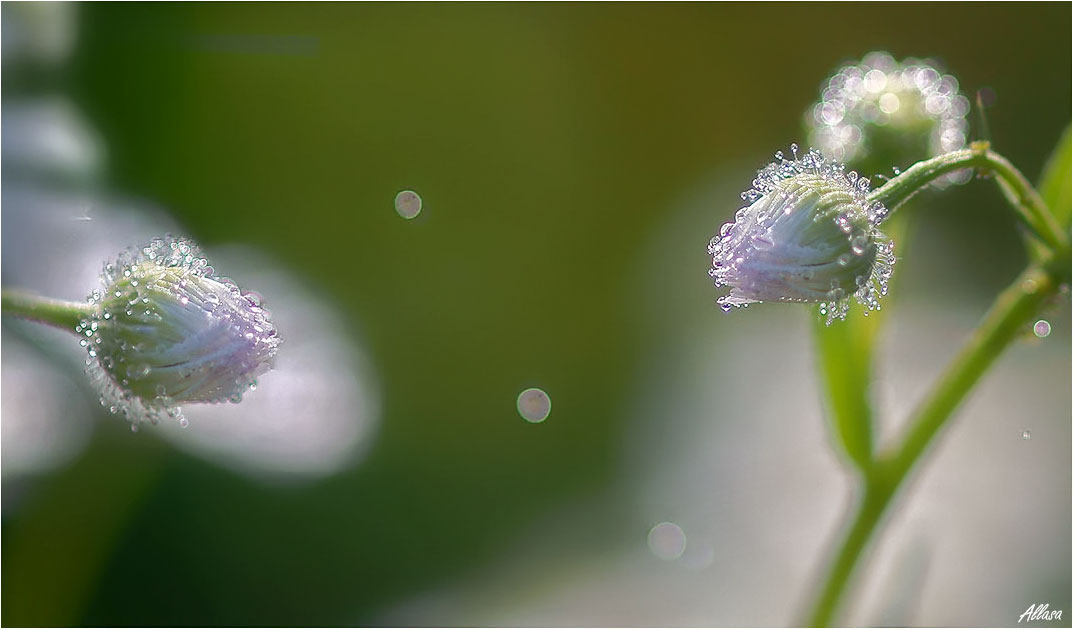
[1,333,94,479]
[1,2,78,67]
[805,51,971,186]
[2,97,104,185]
[3,193,381,481]
[2,8,380,481]
[3,158,377,483]
[156,246,381,480]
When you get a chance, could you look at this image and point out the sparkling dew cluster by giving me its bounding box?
[77,236,281,428]
[806,51,971,186]
[708,145,895,324]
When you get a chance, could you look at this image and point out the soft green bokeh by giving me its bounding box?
[3,3,1070,626]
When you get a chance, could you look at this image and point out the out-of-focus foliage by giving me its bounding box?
[1039,127,1072,229]
[2,3,1070,626]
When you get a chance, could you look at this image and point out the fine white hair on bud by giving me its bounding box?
[77,236,281,427]
[806,51,971,187]
[708,145,896,325]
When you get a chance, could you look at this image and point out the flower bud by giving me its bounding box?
[805,51,971,186]
[78,236,281,426]
[708,146,895,324]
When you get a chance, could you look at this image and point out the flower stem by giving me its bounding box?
[805,254,1068,627]
[1,290,93,333]
[868,144,1070,257]
[805,472,892,628]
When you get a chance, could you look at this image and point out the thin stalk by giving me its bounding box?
[806,255,1068,627]
[1,290,93,333]
[868,144,1070,257]
[879,258,1066,488]
[805,473,892,628]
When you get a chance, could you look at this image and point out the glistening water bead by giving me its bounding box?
[647,522,687,561]
[516,387,551,423]
[394,190,422,219]
[1033,319,1051,338]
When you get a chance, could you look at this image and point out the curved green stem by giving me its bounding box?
[804,145,1070,626]
[806,254,1068,627]
[868,144,1070,257]
[879,259,1065,480]
[1,290,93,333]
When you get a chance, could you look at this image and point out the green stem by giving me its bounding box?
[806,255,1068,627]
[805,473,892,628]
[868,144,1070,257]
[881,259,1065,469]
[1,290,93,333]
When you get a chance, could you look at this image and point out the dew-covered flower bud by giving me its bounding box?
[78,236,281,427]
[708,146,895,324]
[805,51,971,187]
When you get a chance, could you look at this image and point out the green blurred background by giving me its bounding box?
[2,2,1070,626]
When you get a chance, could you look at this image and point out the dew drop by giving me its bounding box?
[517,387,551,423]
[395,190,423,219]
[851,234,869,255]
[1022,429,1031,440]
[648,522,686,561]
[243,291,263,307]
[1033,320,1051,338]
